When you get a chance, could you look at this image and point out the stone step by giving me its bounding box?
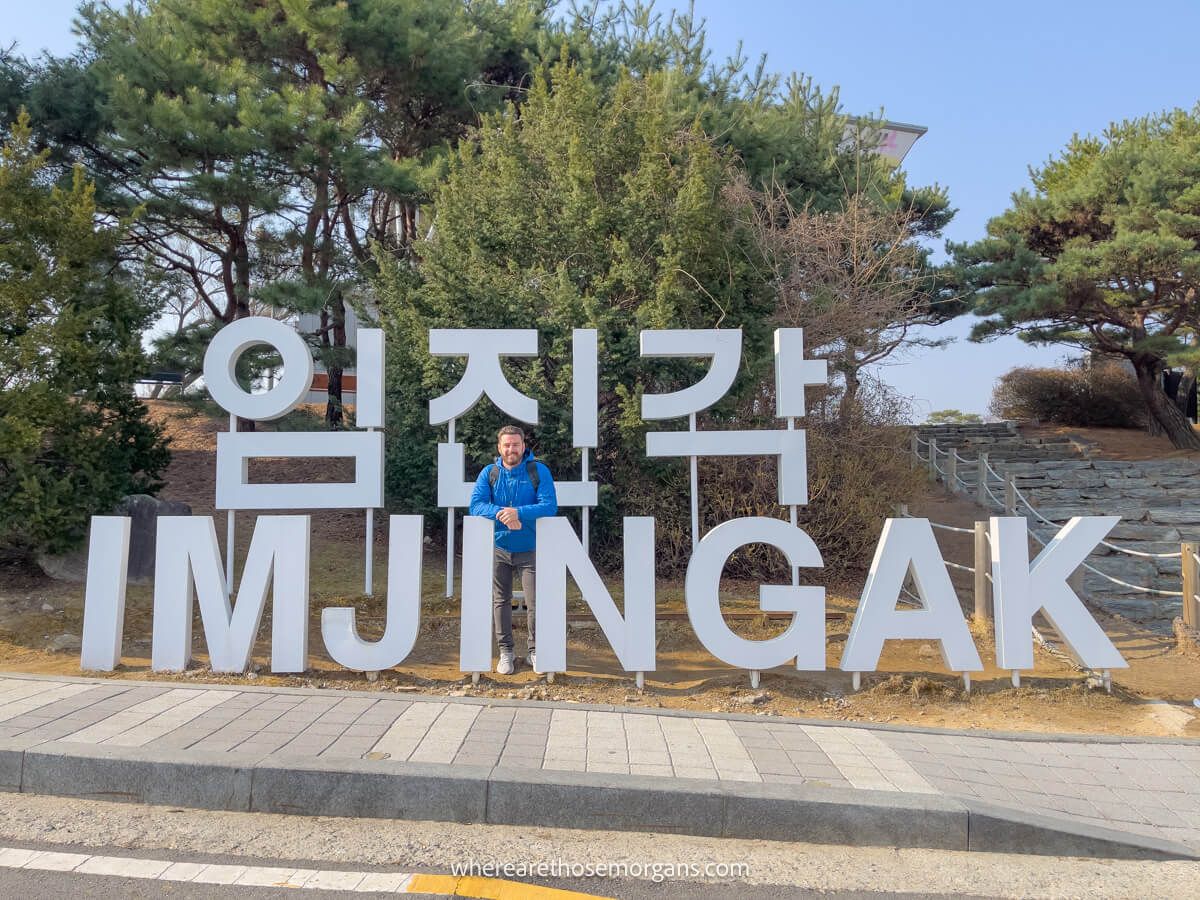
[994,452,1083,459]
[1108,523,1184,541]
[1094,594,1180,628]
[917,422,1014,430]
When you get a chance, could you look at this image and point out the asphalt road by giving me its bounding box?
[0,793,1194,899]
[0,857,979,900]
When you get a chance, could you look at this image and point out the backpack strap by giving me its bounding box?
[487,460,540,501]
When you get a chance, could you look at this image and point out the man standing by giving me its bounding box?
[469,425,558,675]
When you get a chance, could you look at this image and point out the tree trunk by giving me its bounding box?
[839,366,861,424]
[1133,357,1200,449]
[1175,371,1197,420]
[230,284,255,431]
[324,297,347,428]
[325,367,343,427]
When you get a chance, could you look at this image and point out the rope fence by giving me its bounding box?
[1077,560,1184,597]
[983,456,1007,485]
[910,430,1193,603]
[1007,480,1181,559]
[929,520,974,535]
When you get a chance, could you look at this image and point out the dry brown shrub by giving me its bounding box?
[726,176,960,422]
[869,673,960,700]
[620,377,923,583]
[990,363,1145,428]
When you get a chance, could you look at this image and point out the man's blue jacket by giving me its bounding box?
[468,449,558,553]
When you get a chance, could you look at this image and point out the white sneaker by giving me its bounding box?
[528,651,539,674]
[496,651,515,676]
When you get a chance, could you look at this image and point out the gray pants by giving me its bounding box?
[493,549,535,656]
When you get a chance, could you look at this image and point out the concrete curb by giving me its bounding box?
[22,742,255,812]
[0,739,1194,860]
[959,798,1195,859]
[4,670,1197,747]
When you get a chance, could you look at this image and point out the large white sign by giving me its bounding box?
[80,318,1128,683]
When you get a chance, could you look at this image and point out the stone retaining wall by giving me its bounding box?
[915,423,1195,628]
[1005,458,1199,624]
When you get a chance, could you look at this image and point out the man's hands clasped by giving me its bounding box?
[497,507,522,529]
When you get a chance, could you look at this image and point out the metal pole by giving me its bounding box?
[226,413,236,598]
[365,509,374,597]
[446,417,456,599]
[788,417,798,586]
[973,522,992,621]
[581,448,590,552]
[365,424,377,598]
[689,412,699,549]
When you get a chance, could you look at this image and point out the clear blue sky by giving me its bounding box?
[7,0,1200,417]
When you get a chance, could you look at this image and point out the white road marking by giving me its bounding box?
[20,849,91,871]
[0,845,417,892]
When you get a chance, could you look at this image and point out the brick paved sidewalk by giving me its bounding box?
[0,674,1196,851]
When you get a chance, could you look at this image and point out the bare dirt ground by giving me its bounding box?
[1020,422,1200,462]
[1,403,1197,739]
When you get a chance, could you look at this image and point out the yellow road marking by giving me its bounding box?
[407,874,461,895]
[405,872,615,899]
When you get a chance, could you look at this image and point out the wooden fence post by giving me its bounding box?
[1004,474,1017,516]
[928,438,938,481]
[946,450,958,494]
[910,432,919,469]
[976,453,988,507]
[1183,541,1199,630]
[974,521,992,621]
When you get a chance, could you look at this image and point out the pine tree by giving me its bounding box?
[75,0,542,426]
[953,107,1200,449]
[0,111,169,560]
[374,59,775,559]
